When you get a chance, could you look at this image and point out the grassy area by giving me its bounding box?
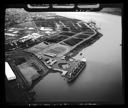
[44,35,69,43]
[75,34,90,39]
[63,37,83,46]
[65,32,103,58]
[59,32,75,36]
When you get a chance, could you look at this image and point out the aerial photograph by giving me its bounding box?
[5,4,123,105]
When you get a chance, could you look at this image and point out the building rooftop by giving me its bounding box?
[5,62,16,81]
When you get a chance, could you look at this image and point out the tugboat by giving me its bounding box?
[66,57,87,82]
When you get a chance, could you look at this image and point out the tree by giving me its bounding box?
[5,8,31,28]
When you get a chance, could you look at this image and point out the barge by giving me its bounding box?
[66,58,87,82]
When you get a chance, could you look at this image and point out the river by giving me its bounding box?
[32,12,123,104]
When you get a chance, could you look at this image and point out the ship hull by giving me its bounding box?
[67,61,86,82]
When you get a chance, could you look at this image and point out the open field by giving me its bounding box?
[63,37,83,46]
[75,34,90,39]
[5,12,97,53]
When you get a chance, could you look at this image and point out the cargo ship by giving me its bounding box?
[65,58,87,82]
[41,55,87,83]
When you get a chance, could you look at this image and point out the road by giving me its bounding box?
[58,22,97,49]
[41,21,97,58]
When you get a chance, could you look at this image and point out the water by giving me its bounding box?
[32,12,123,104]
